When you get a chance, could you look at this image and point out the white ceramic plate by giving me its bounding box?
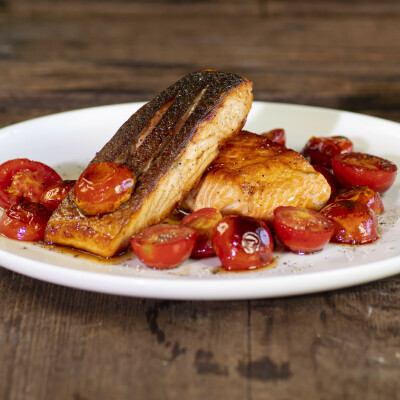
[0,101,399,300]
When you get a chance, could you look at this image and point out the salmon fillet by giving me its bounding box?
[45,70,253,257]
[182,131,331,221]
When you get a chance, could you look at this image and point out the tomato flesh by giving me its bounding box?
[261,128,286,146]
[0,201,52,241]
[329,185,384,215]
[321,200,379,244]
[40,180,76,211]
[212,216,274,271]
[180,208,222,259]
[273,206,335,254]
[0,158,61,208]
[331,152,397,194]
[74,162,136,215]
[130,224,197,269]
[303,136,353,167]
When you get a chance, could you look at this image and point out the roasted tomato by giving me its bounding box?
[331,152,397,194]
[130,224,197,269]
[273,206,335,254]
[73,162,136,215]
[0,201,52,241]
[321,200,379,244]
[0,158,61,209]
[180,208,222,259]
[163,209,187,225]
[261,128,286,146]
[329,186,384,215]
[212,216,274,271]
[40,180,76,211]
[302,136,353,167]
[312,165,341,194]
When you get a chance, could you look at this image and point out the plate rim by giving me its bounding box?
[0,100,399,300]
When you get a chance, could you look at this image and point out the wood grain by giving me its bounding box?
[1,266,399,400]
[1,0,400,126]
[0,1,400,399]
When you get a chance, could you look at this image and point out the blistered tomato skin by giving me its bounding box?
[273,206,335,254]
[40,180,76,211]
[212,216,274,271]
[321,200,379,245]
[312,165,341,195]
[0,158,61,209]
[130,224,197,269]
[180,208,222,259]
[302,136,353,168]
[0,201,52,241]
[329,185,384,215]
[74,162,136,216]
[261,128,286,146]
[331,152,397,194]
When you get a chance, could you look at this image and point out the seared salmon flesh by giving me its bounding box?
[182,131,331,221]
[45,70,253,257]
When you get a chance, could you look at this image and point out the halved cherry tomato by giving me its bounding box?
[331,152,397,194]
[0,158,61,209]
[180,207,222,259]
[0,201,52,241]
[130,224,197,269]
[329,185,384,215]
[302,136,353,167]
[321,200,379,244]
[212,216,274,271]
[312,165,341,194]
[40,180,76,211]
[74,162,136,215]
[261,128,286,146]
[273,206,335,254]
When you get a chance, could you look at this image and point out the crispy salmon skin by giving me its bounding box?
[45,70,253,257]
[182,131,331,221]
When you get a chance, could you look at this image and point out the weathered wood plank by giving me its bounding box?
[5,0,400,17]
[1,267,399,400]
[1,5,399,128]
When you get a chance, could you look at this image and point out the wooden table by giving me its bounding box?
[1,1,400,399]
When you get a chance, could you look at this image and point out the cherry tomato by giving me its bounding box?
[212,216,274,271]
[0,158,61,209]
[0,201,52,241]
[329,186,384,215]
[302,136,353,167]
[312,165,341,194]
[130,224,197,269]
[40,180,76,211]
[273,206,335,254]
[74,162,136,215]
[162,209,187,225]
[331,152,397,194]
[180,208,222,259]
[321,200,379,244]
[261,128,286,146]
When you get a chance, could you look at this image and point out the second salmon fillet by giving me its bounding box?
[183,131,331,221]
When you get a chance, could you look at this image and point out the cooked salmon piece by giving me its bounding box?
[182,131,331,221]
[45,70,253,257]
